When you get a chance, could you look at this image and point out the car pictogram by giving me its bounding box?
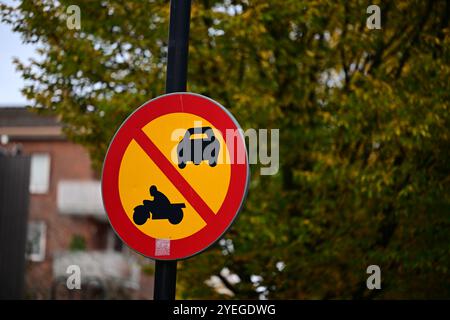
[177,126,219,168]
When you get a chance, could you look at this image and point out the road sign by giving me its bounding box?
[102,93,249,260]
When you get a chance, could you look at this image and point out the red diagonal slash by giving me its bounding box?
[133,128,216,225]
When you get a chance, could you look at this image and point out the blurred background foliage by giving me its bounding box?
[1,0,449,299]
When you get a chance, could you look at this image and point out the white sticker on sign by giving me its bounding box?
[155,239,171,256]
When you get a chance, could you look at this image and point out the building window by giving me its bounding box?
[29,153,51,194]
[26,221,47,262]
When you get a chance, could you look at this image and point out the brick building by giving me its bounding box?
[0,107,154,299]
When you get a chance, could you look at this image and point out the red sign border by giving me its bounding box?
[101,92,249,260]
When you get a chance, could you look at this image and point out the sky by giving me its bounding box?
[0,16,37,106]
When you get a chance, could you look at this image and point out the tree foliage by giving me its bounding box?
[2,0,449,299]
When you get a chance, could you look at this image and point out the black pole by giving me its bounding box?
[165,0,192,93]
[153,0,192,301]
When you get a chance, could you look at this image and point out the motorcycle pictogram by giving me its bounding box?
[133,185,185,225]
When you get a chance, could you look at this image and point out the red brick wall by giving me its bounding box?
[17,140,106,298]
[6,139,153,299]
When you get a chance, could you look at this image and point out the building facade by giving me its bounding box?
[0,107,154,299]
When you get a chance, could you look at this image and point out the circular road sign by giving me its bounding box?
[102,93,249,260]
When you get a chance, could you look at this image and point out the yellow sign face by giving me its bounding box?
[118,113,231,240]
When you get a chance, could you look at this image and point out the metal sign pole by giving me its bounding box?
[153,0,192,301]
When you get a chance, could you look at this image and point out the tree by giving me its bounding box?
[2,0,449,299]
